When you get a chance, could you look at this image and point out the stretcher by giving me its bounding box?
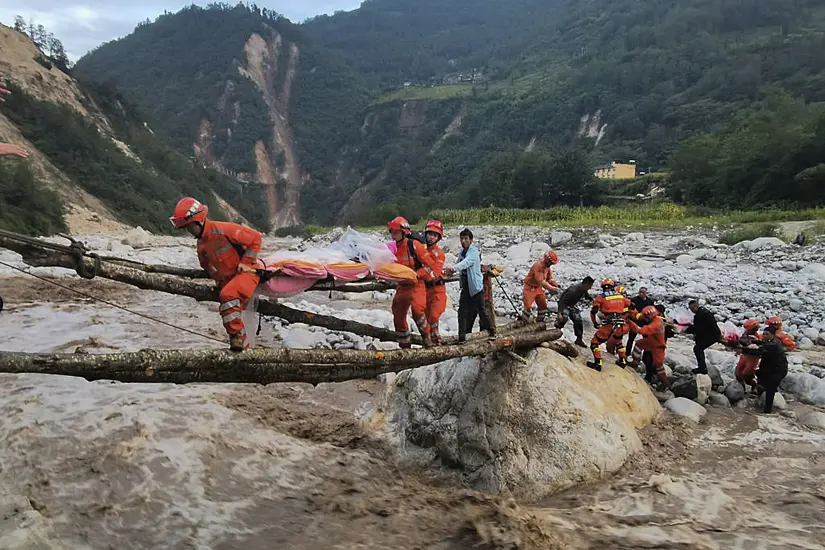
[257,228,418,298]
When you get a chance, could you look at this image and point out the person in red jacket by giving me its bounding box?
[170,197,262,351]
[520,249,561,324]
[388,216,438,348]
[626,305,671,389]
[588,278,631,370]
[423,219,447,345]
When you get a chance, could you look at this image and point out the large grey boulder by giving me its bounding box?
[386,349,661,501]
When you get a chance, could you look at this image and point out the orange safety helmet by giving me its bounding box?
[641,305,658,319]
[425,219,444,237]
[766,316,783,329]
[387,216,411,234]
[601,277,615,289]
[170,197,208,228]
[743,319,761,331]
[616,285,628,297]
[543,249,559,265]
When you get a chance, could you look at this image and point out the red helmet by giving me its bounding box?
[743,319,761,331]
[543,250,559,265]
[642,305,658,319]
[601,277,615,289]
[425,219,444,237]
[170,197,208,228]
[387,216,411,234]
[766,316,783,329]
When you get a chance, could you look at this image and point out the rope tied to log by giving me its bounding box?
[62,235,101,280]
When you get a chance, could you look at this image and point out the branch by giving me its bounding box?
[0,330,562,385]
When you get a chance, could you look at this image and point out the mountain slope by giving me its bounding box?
[74,5,370,228]
[0,24,269,234]
[73,0,825,225]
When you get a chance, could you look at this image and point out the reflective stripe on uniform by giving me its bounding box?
[220,299,242,312]
[222,311,241,324]
[244,250,258,259]
[215,244,233,256]
[211,227,225,235]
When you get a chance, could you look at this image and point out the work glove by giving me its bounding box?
[489,265,506,277]
[443,267,455,277]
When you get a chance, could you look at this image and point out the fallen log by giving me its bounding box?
[1,235,528,345]
[0,231,461,292]
[0,329,562,385]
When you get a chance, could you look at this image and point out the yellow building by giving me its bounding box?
[594,161,637,179]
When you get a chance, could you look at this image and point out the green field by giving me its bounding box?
[296,204,825,236]
[375,84,475,104]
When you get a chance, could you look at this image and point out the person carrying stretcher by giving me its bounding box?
[520,249,561,324]
[588,278,630,371]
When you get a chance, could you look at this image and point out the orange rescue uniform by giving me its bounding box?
[590,291,631,365]
[735,330,763,388]
[423,243,447,345]
[627,315,669,387]
[774,329,796,352]
[198,219,262,348]
[522,260,559,322]
[392,236,438,347]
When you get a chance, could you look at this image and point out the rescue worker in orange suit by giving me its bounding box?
[626,306,671,390]
[388,216,438,348]
[764,316,797,351]
[423,220,447,345]
[735,319,763,394]
[521,250,561,324]
[588,278,631,371]
[170,197,262,351]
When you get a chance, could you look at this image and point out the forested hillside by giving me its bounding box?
[74,0,825,225]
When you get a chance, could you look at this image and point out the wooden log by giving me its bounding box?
[0,329,562,385]
[1,236,531,345]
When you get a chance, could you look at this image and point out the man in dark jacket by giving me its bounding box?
[685,299,722,374]
[626,286,655,356]
[555,276,595,347]
[757,327,788,413]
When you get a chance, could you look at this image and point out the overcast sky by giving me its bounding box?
[0,1,362,61]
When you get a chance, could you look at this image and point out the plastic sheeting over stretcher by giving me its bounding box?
[257,227,416,298]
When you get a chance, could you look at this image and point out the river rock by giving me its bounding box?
[790,298,804,312]
[676,254,694,266]
[800,327,820,340]
[695,374,712,405]
[386,349,661,501]
[799,263,825,282]
[550,231,573,246]
[799,337,815,350]
[505,242,533,265]
[121,226,153,248]
[818,333,825,346]
[708,392,731,407]
[282,327,326,349]
[530,242,551,256]
[725,382,746,403]
[627,258,653,268]
[780,372,825,407]
[664,398,707,423]
[758,392,787,410]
